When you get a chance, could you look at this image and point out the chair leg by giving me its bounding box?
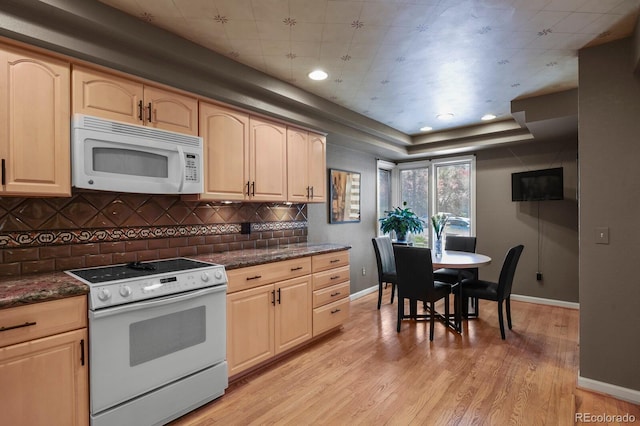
[396,297,403,332]
[498,300,506,340]
[390,283,396,304]
[506,297,512,330]
[377,281,383,310]
[444,295,450,320]
[429,301,435,341]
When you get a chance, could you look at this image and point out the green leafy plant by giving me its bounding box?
[431,213,449,240]
[379,203,424,241]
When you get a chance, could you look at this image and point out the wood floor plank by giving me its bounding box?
[171,289,640,425]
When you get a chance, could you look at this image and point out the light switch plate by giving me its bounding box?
[595,227,609,244]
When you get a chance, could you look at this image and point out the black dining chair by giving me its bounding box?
[393,245,453,341]
[372,236,397,309]
[461,245,524,339]
[434,236,479,316]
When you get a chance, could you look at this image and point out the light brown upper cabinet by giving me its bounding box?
[0,43,71,196]
[192,102,250,201]
[249,116,287,202]
[72,65,198,135]
[287,128,326,203]
[190,102,287,202]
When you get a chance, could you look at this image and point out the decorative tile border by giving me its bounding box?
[0,221,308,248]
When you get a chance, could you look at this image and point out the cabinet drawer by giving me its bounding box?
[312,250,350,273]
[313,298,349,336]
[0,296,87,348]
[227,257,311,293]
[313,265,350,290]
[313,281,350,308]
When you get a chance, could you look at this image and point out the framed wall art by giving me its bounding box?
[329,168,361,223]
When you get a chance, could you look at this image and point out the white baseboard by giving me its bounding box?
[350,289,580,310]
[350,285,377,301]
[577,375,640,404]
[511,294,579,310]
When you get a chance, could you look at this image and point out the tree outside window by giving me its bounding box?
[435,163,471,237]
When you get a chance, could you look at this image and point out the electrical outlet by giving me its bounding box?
[362,267,366,276]
[536,272,543,281]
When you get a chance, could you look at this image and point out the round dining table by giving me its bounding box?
[431,250,492,332]
[432,250,492,269]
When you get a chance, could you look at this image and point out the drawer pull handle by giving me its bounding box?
[330,292,341,297]
[290,266,303,271]
[330,275,340,280]
[246,275,262,280]
[330,259,340,263]
[331,308,341,314]
[0,321,37,332]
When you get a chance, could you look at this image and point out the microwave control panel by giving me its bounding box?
[185,153,199,182]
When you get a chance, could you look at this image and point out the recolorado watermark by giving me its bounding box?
[576,412,636,423]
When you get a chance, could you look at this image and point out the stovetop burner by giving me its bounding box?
[68,258,217,284]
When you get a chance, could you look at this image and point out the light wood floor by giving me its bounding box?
[172,288,640,425]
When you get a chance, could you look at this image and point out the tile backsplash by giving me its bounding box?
[0,190,308,277]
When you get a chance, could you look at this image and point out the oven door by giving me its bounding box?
[88,285,226,414]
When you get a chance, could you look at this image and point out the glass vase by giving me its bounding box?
[434,237,442,257]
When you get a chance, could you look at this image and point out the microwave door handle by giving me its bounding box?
[176,145,186,192]
[90,285,227,319]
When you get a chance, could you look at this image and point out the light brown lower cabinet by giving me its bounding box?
[312,252,351,336]
[0,296,88,426]
[226,251,350,377]
[226,258,313,377]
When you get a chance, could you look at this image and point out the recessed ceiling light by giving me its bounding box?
[481,114,497,121]
[420,126,433,132]
[308,70,328,80]
[436,113,454,120]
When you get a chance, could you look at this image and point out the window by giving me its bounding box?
[377,160,395,223]
[399,161,430,246]
[377,156,475,245]
[433,158,474,238]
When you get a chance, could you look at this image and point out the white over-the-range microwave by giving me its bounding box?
[72,114,204,194]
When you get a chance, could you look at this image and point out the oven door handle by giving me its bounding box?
[90,285,227,319]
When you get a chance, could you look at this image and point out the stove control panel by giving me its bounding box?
[81,265,227,310]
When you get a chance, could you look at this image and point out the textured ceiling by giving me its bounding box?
[97,0,640,136]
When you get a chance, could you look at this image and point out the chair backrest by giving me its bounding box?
[444,236,478,278]
[393,246,436,300]
[497,245,525,299]
[372,236,396,277]
[445,235,477,252]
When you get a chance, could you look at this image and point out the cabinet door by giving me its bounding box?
[195,102,249,201]
[227,284,275,376]
[275,275,312,354]
[72,65,143,124]
[286,128,309,202]
[0,328,88,426]
[144,85,198,135]
[308,133,327,202]
[0,45,71,196]
[249,117,287,202]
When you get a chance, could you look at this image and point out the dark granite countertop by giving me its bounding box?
[0,272,89,310]
[192,243,351,270]
[0,243,351,310]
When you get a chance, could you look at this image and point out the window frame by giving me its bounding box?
[377,155,476,241]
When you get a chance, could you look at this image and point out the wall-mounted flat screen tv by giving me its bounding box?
[511,167,564,201]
